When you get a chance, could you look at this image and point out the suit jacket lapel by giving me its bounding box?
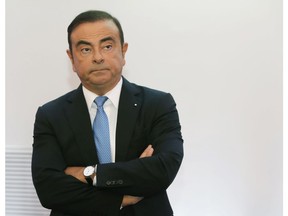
[62,79,141,164]
[64,85,99,165]
[116,78,142,162]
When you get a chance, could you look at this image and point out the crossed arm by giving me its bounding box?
[64,145,154,207]
[32,92,183,215]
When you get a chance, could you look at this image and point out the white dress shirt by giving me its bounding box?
[82,78,123,162]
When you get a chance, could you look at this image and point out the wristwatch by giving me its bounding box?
[83,166,94,185]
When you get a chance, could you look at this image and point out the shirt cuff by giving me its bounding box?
[93,164,97,186]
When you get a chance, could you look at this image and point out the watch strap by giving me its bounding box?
[85,176,93,185]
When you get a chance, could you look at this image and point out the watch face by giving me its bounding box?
[84,166,94,177]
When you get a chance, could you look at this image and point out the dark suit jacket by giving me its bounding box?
[32,77,183,216]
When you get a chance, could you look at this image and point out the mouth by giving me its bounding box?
[90,68,109,73]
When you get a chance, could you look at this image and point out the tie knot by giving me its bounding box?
[94,96,108,107]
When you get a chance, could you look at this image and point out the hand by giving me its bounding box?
[64,166,86,183]
[64,145,154,184]
[140,144,154,158]
[121,195,143,208]
[120,145,153,208]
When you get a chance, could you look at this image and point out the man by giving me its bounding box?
[32,10,183,216]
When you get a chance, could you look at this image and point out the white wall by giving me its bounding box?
[6,0,282,215]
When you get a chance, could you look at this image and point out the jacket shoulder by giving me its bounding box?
[39,87,80,111]
[126,80,170,97]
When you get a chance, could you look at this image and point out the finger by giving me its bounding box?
[122,195,144,207]
[134,196,143,204]
[140,145,154,158]
[147,146,154,156]
[139,145,151,158]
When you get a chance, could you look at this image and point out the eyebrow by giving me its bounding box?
[75,37,115,48]
[76,40,92,48]
[100,36,115,44]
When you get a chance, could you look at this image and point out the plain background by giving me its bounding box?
[5,0,283,215]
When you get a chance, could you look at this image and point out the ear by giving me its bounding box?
[121,43,128,66]
[66,49,76,72]
[66,49,74,63]
[122,43,128,57]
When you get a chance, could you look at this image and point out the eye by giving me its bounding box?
[103,44,113,51]
[81,47,92,54]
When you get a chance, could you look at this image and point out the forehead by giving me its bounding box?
[70,20,120,43]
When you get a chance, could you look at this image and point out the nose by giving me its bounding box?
[92,50,104,64]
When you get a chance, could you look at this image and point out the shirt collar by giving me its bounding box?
[82,77,123,110]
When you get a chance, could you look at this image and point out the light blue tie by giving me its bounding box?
[93,96,112,164]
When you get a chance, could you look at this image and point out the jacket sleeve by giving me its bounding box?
[96,92,184,197]
[32,106,123,215]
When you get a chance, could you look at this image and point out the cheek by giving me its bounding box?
[73,58,89,72]
[122,58,126,66]
[114,53,126,67]
[71,61,80,73]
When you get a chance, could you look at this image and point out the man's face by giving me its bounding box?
[67,20,128,95]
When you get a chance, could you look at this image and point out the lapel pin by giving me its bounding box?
[134,103,137,107]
